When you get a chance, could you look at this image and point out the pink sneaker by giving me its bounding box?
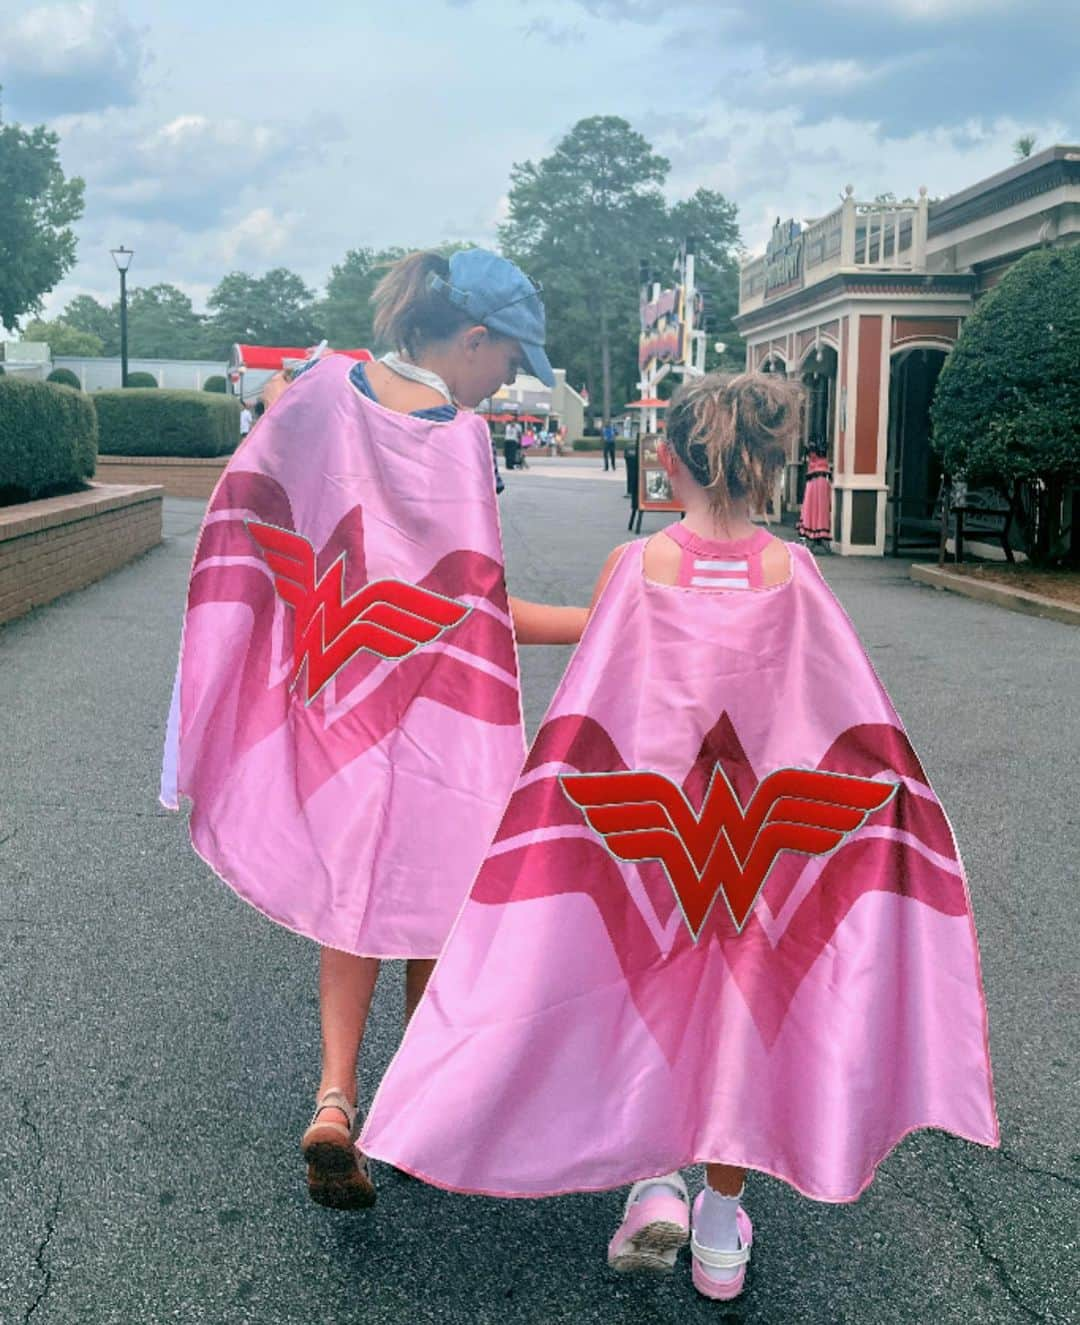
[690,1191,753,1301]
[607,1173,690,1274]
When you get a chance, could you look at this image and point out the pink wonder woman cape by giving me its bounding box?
[361,535,998,1200]
[160,353,525,958]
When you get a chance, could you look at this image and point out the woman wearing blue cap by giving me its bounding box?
[169,248,583,1210]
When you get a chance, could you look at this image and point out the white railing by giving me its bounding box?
[738,187,929,312]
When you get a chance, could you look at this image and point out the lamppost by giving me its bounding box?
[110,246,134,386]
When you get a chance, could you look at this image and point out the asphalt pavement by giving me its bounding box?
[1,462,1077,1324]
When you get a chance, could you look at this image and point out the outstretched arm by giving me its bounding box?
[508,542,631,646]
[508,597,588,645]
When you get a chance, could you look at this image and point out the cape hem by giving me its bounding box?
[361,1119,1001,1206]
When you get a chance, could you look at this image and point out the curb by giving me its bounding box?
[910,564,1080,627]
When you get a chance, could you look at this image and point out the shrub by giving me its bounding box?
[0,377,98,502]
[202,375,227,393]
[125,371,158,388]
[47,367,82,388]
[932,245,1080,563]
[94,389,240,457]
[572,438,605,451]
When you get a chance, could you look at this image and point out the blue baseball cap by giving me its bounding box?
[429,249,554,387]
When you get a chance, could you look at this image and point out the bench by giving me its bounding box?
[938,480,1016,564]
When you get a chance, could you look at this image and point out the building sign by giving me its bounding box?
[764,218,804,297]
[639,285,685,372]
[637,434,682,514]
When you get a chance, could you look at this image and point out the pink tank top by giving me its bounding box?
[662,521,773,591]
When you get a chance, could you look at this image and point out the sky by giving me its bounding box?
[2,0,1077,320]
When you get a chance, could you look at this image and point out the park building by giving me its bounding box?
[735,144,1080,556]
[485,369,588,441]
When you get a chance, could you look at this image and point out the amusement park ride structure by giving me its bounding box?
[635,238,708,434]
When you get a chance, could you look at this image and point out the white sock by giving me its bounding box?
[634,1175,684,1204]
[694,1184,743,1283]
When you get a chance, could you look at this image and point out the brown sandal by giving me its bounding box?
[301,1089,376,1210]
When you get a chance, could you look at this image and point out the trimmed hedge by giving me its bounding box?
[932,245,1080,563]
[125,371,159,388]
[933,246,1080,485]
[47,367,82,388]
[202,375,227,393]
[94,389,241,457]
[0,377,98,501]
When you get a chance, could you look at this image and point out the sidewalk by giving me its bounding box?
[502,453,626,482]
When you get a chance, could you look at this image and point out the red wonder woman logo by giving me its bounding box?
[560,766,897,938]
[247,521,472,704]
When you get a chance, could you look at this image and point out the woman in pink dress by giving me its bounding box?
[797,437,833,545]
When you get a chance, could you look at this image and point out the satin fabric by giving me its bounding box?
[361,534,997,1199]
[161,353,525,957]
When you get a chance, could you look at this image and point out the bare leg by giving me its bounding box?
[316,947,380,1126]
[404,958,436,1025]
[704,1163,746,1196]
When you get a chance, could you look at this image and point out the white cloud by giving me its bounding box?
[763,57,877,95]
[1,2,147,115]
[848,0,1017,17]
[219,208,295,264]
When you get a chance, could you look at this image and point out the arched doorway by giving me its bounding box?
[886,346,948,555]
[797,344,838,508]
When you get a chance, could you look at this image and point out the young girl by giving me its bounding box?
[161,249,587,1211]
[359,372,998,1300]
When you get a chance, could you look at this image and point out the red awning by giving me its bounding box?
[233,344,374,371]
[627,397,668,408]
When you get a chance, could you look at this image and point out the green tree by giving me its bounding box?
[21,317,104,356]
[317,247,400,349]
[931,246,1080,564]
[202,268,323,359]
[317,242,474,351]
[1013,134,1037,161]
[0,91,85,332]
[62,294,119,354]
[500,116,669,422]
[126,283,206,359]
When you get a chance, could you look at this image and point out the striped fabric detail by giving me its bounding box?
[689,556,751,591]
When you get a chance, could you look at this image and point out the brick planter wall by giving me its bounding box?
[96,454,228,500]
[0,483,163,626]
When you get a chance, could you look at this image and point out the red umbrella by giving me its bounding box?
[627,397,668,408]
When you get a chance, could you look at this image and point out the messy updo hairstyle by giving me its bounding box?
[666,371,803,518]
[372,250,496,358]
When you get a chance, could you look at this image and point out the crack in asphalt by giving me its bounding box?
[19,1099,63,1324]
[940,1161,1048,1323]
[998,1149,1080,1192]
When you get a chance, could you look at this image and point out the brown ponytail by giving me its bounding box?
[371,251,475,356]
[666,371,802,518]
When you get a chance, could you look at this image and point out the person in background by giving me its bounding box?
[796,436,833,550]
[504,419,521,471]
[602,420,617,472]
[239,401,253,437]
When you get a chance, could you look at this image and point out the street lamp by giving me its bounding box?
[110,245,134,387]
